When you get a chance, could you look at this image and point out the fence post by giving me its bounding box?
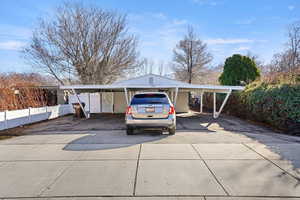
[57,105,60,117]
[45,106,48,120]
[213,92,216,118]
[4,110,8,130]
[28,107,31,123]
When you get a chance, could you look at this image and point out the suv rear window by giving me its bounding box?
[130,94,169,105]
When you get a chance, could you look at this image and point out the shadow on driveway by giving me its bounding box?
[17,112,300,177]
[63,130,168,151]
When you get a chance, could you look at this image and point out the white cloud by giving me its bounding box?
[129,11,270,67]
[204,38,254,45]
[234,46,251,51]
[288,5,295,11]
[128,12,168,23]
[152,12,167,20]
[172,19,188,25]
[0,24,31,40]
[235,18,256,25]
[0,41,25,51]
[192,0,218,6]
[156,20,187,52]
[128,12,190,73]
[142,41,158,47]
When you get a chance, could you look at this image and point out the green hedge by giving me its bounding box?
[235,82,299,134]
[204,81,300,134]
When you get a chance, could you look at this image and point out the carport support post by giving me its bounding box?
[128,91,132,102]
[88,93,91,117]
[174,87,179,107]
[213,92,216,118]
[112,92,114,113]
[124,87,129,106]
[200,91,204,113]
[216,89,232,118]
[4,110,8,129]
[213,89,232,119]
[28,107,31,123]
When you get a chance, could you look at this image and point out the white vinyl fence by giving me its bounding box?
[0,104,73,131]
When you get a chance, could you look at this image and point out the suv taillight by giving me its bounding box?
[169,105,175,115]
[126,106,132,115]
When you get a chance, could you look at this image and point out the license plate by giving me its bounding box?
[145,107,155,113]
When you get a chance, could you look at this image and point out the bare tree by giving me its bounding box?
[246,52,263,68]
[158,60,165,76]
[287,21,300,69]
[269,21,300,73]
[270,51,293,73]
[197,64,222,84]
[246,51,269,75]
[23,3,138,85]
[135,58,154,76]
[172,26,212,83]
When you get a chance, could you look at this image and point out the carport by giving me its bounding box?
[60,74,244,119]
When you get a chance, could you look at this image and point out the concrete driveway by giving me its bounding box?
[0,113,300,200]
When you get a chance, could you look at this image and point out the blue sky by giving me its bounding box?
[0,0,299,73]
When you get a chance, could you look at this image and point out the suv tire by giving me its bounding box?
[168,127,176,135]
[126,127,134,135]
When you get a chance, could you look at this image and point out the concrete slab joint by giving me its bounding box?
[0,112,299,199]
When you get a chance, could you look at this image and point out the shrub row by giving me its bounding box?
[203,81,300,135]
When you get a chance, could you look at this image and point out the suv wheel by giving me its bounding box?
[168,127,176,135]
[126,127,134,135]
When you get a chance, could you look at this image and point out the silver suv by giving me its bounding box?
[125,92,176,135]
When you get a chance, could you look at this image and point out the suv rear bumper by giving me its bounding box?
[126,115,176,129]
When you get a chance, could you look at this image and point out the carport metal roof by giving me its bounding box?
[60,74,245,119]
[61,74,244,92]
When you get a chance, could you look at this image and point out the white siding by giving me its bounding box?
[114,92,127,113]
[68,91,189,114]
[175,92,189,113]
[102,92,114,113]
[69,92,113,113]
[69,93,90,112]
[89,93,101,113]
